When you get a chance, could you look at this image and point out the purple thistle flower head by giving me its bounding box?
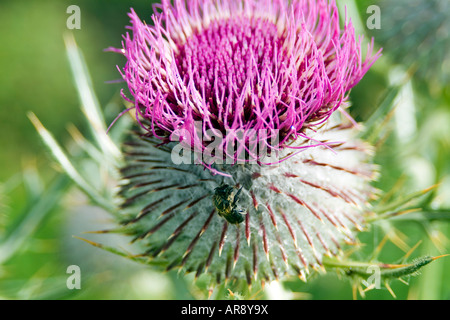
[116,0,380,167]
[104,0,384,285]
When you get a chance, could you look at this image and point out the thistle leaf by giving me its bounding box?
[360,84,400,144]
[389,210,450,223]
[72,236,168,268]
[64,33,121,163]
[372,185,438,216]
[28,112,117,215]
[323,254,449,283]
[0,175,69,264]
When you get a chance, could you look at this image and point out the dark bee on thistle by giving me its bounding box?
[212,184,245,224]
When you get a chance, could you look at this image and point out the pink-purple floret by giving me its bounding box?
[112,0,381,167]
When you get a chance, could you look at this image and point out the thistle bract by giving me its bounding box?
[120,118,377,284]
[113,0,381,285]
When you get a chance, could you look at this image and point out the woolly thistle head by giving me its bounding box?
[111,0,382,286]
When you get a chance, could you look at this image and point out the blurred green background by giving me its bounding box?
[0,0,449,300]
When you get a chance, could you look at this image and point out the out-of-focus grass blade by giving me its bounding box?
[360,84,401,143]
[28,112,117,215]
[388,210,450,223]
[64,33,121,165]
[0,175,69,264]
[373,184,438,215]
[0,275,80,300]
[67,124,118,178]
[22,164,44,202]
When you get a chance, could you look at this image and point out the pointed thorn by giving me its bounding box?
[233,226,240,269]
[219,222,228,257]
[300,271,308,283]
[208,288,213,300]
[72,236,103,248]
[82,229,114,234]
[432,254,450,261]
[385,281,397,299]
[245,211,251,246]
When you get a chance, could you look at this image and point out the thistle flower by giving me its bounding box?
[110,0,382,286]
[116,0,380,166]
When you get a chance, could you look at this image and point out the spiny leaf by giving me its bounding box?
[360,85,401,143]
[28,112,118,215]
[72,236,167,268]
[0,175,70,264]
[22,164,44,201]
[64,33,121,163]
[388,209,450,223]
[227,288,245,300]
[372,184,438,216]
[366,208,421,223]
[323,254,449,281]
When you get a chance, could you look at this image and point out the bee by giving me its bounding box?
[212,184,245,224]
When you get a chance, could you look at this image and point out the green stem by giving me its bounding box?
[322,256,376,269]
